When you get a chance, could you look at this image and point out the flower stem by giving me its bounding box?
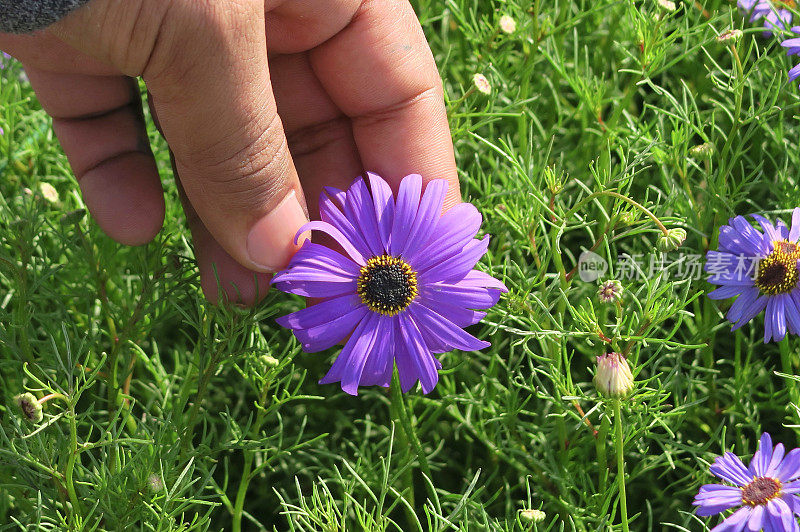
[65,400,83,522]
[613,399,629,532]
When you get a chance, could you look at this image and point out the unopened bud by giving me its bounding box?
[656,227,687,252]
[519,509,546,523]
[656,0,676,11]
[598,279,623,303]
[689,142,714,159]
[14,393,43,423]
[499,15,517,34]
[717,29,743,45]
[472,73,492,95]
[39,182,59,204]
[147,473,164,492]
[594,352,634,397]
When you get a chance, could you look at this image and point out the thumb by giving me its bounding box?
[53,0,308,272]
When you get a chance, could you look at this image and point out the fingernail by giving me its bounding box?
[246,191,309,272]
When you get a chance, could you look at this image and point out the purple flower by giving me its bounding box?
[781,26,800,81]
[693,433,800,531]
[740,0,794,35]
[272,173,507,395]
[705,209,800,342]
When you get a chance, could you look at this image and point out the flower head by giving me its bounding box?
[594,352,634,397]
[717,29,744,44]
[499,15,517,34]
[690,142,715,159]
[598,279,623,303]
[705,209,800,342]
[741,0,794,35]
[272,173,507,395]
[472,73,492,95]
[519,509,546,523]
[693,432,800,530]
[657,227,687,252]
[14,393,43,423]
[39,182,59,204]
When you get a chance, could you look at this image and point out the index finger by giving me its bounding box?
[308,0,460,209]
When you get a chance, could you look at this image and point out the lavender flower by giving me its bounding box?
[739,0,794,35]
[705,209,800,342]
[693,433,800,531]
[273,173,507,395]
[781,26,800,81]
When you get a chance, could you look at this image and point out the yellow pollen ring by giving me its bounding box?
[754,240,800,296]
[356,255,419,316]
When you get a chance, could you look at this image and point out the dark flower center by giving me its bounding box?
[357,255,418,316]
[754,241,800,296]
[741,476,781,506]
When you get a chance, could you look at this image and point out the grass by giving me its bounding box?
[3,0,800,529]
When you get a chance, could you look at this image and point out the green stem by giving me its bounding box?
[562,190,669,234]
[65,402,83,523]
[613,400,629,532]
[231,452,254,532]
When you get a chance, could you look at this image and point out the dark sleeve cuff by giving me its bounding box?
[0,0,91,34]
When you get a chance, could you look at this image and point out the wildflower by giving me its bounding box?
[472,73,492,95]
[272,173,507,395]
[519,509,546,523]
[693,432,800,529]
[594,352,634,397]
[39,182,59,204]
[705,209,800,342]
[717,29,744,44]
[147,473,164,492]
[499,15,517,34]
[598,279,623,303]
[780,26,800,81]
[14,393,43,423]
[740,0,793,35]
[656,0,677,11]
[690,142,714,159]
[656,227,687,252]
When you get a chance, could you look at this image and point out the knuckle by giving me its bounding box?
[286,117,352,159]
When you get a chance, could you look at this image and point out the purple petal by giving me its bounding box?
[367,172,394,253]
[276,294,362,329]
[319,312,380,395]
[710,506,753,532]
[292,305,369,353]
[407,302,491,352]
[766,443,786,478]
[294,221,366,265]
[358,316,395,388]
[790,63,800,81]
[766,297,787,343]
[746,505,765,532]
[396,312,440,393]
[400,179,448,258]
[389,174,422,256]
[277,242,361,278]
[419,236,491,284]
[750,433,774,477]
[709,285,748,300]
[784,293,800,335]
[319,188,373,260]
[694,485,745,516]
[274,279,357,299]
[408,202,482,270]
[342,177,384,257]
[421,271,507,309]
[726,286,760,324]
[776,448,800,482]
[790,209,800,241]
[752,214,781,242]
[711,452,755,486]
[731,294,769,331]
[417,296,487,327]
[766,498,795,532]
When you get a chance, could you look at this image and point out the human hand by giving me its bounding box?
[0,0,459,304]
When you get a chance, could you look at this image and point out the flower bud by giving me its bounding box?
[261,355,279,368]
[717,29,743,45]
[472,73,492,95]
[598,279,623,303]
[14,393,43,423]
[656,0,676,11]
[147,473,164,492]
[594,352,634,397]
[39,182,59,204]
[656,228,687,252]
[519,509,546,523]
[499,15,517,34]
[689,142,714,159]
